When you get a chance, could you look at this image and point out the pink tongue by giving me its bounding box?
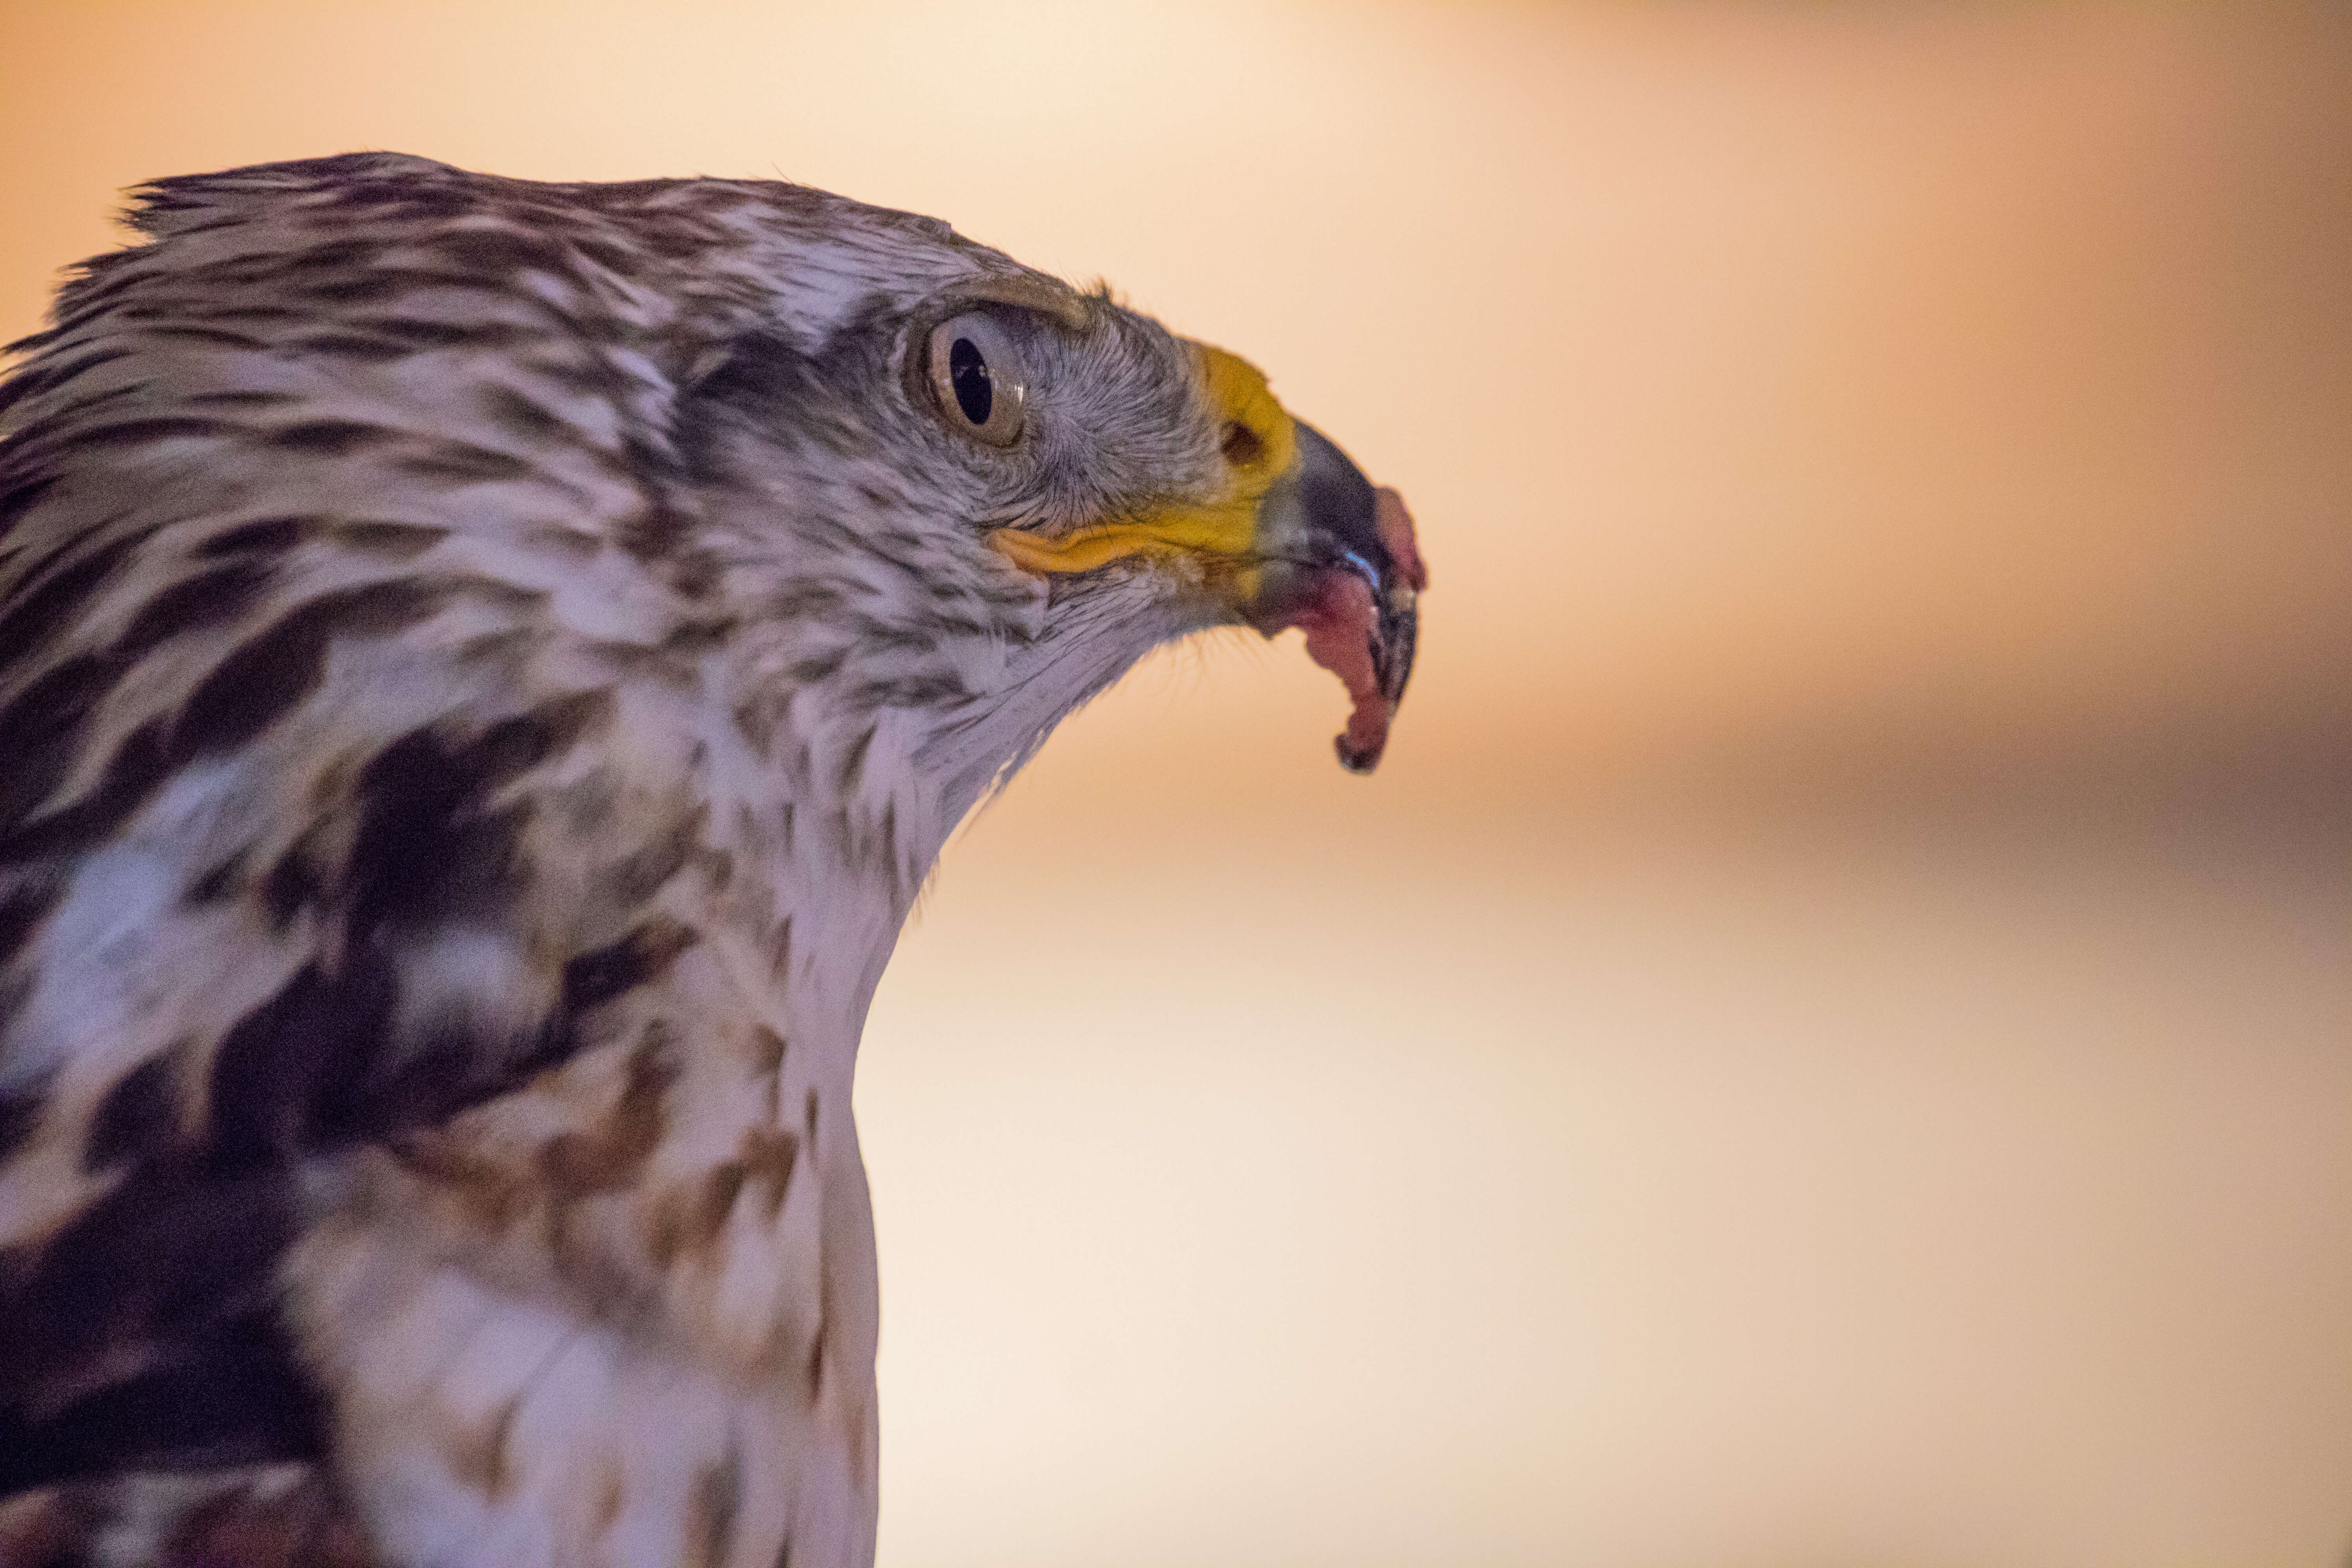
[1290,486,1426,771]
[1294,572,1387,764]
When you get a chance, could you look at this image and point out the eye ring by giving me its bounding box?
[926,312,1029,446]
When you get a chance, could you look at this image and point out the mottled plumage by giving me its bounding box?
[0,153,1421,1567]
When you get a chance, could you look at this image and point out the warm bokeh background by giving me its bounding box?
[5,3,2349,1563]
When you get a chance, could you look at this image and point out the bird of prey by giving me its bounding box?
[0,154,1425,1566]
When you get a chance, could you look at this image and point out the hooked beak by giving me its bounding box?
[1246,421,1428,772]
[986,344,1427,773]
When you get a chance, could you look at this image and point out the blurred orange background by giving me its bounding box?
[4,4,2349,1563]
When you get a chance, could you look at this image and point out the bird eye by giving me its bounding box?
[926,312,1028,446]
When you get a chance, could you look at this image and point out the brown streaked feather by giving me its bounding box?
[0,1465,378,1568]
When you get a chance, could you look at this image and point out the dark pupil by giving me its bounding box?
[948,336,993,425]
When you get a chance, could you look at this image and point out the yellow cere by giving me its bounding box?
[990,343,1299,586]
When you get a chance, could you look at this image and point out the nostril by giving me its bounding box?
[1219,421,1263,468]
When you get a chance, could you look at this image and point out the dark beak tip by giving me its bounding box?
[1377,588,1419,707]
[1276,424,1424,776]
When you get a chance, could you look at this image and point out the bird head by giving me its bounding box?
[655,187,1426,826]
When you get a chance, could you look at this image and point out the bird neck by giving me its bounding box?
[701,548,1198,1069]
